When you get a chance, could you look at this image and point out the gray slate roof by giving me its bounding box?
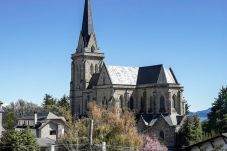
[139,113,185,127]
[106,65,139,85]
[137,64,178,85]
[104,64,178,86]
[36,138,55,147]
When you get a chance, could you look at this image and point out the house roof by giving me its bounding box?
[16,111,66,129]
[137,64,178,85]
[36,137,55,147]
[106,65,139,85]
[18,111,65,121]
[17,111,49,120]
[183,133,227,150]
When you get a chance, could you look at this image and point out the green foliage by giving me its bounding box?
[42,94,57,108]
[59,102,142,150]
[207,86,227,133]
[3,99,41,128]
[4,112,15,130]
[42,94,70,121]
[185,103,190,115]
[0,129,39,151]
[177,115,203,147]
[57,95,70,111]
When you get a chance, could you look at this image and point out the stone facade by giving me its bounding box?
[70,0,187,149]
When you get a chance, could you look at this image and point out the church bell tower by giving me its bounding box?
[70,0,104,116]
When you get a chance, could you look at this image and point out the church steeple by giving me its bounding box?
[76,0,100,53]
[81,0,94,45]
[71,0,104,116]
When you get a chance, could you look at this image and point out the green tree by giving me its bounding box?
[177,115,203,147]
[185,103,190,115]
[57,95,70,110]
[3,100,41,128]
[42,94,56,108]
[207,86,227,133]
[60,102,143,150]
[0,129,40,151]
[5,112,15,130]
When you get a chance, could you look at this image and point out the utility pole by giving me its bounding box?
[89,119,94,151]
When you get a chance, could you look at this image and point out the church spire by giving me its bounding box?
[81,0,94,45]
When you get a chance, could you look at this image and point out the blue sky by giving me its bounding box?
[0,0,226,112]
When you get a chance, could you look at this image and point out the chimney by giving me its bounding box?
[0,101,5,138]
[34,111,37,126]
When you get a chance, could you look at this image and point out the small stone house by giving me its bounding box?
[15,111,66,149]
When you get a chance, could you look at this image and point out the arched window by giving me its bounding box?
[86,95,90,110]
[102,97,107,106]
[172,95,177,109]
[159,131,164,140]
[120,95,124,109]
[129,96,134,110]
[140,91,146,113]
[95,64,99,73]
[91,45,95,53]
[149,96,153,113]
[90,64,94,75]
[71,62,75,81]
[159,96,166,113]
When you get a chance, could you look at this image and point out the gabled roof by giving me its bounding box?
[106,65,139,85]
[138,113,185,127]
[137,64,178,85]
[36,138,55,147]
[17,112,66,122]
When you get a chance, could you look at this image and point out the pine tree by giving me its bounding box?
[207,86,227,133]
[42,94,56,108]
[0,129,39,151]
[177,115,203,147]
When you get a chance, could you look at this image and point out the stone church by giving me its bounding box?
[70,0,187,148]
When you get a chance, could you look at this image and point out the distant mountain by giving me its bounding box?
[189,108,211,121]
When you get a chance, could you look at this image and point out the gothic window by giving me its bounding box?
[80,65,83,80]
[86,95,90,110]
[172,95,177,109]
[159,96,166,113]
[149,96,153,113]
[102,97,107,107]
[90,64,94,75]
[71,62,75,81]
[159,131,164,140]
[95,64,99,73]
[140,91,146,113]
[120,95,124,109]
[129,96,134,110]
[91,45,95,53]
